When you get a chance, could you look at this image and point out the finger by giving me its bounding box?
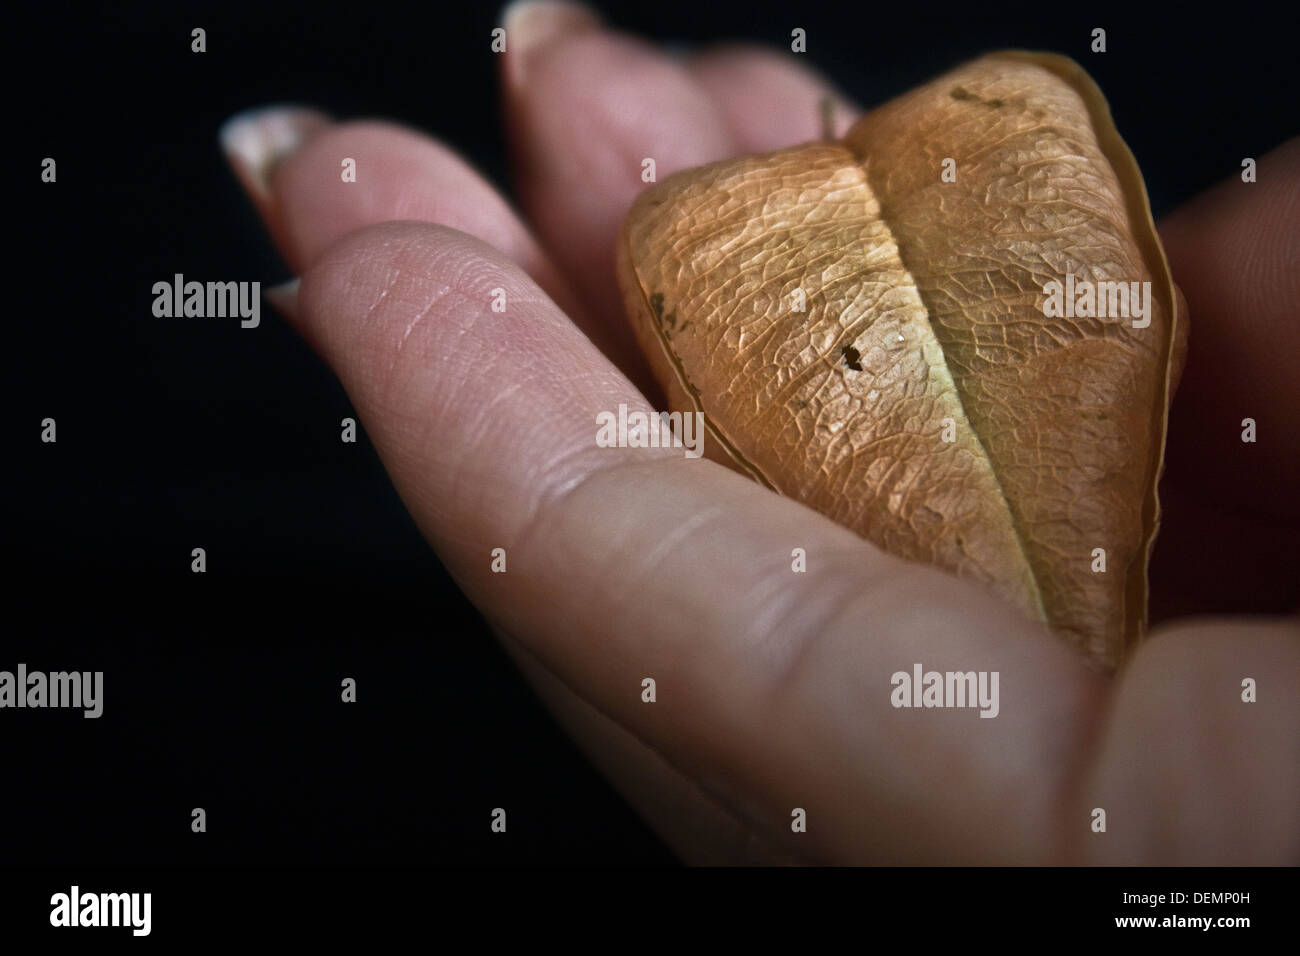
[224,103,784,861]
[500,1,738,394]
[220,110,592,340]
[1149,138,1300,619]
[686,44,861,151]
[1081,615,1300,865]
[219,106,331,264]
[1158,137,1299,512]
[497,630,803,864]
[290,218,1104,864]
[1149,482,1300,622]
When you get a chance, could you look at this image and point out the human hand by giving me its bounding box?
[220,1,1299,864]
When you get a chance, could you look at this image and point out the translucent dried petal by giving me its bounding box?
[617,52,1180,670]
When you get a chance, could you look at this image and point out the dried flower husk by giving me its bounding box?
[617,52,1181,670]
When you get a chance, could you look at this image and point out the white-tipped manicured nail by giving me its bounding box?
[501,1,600,90]
[219,106,330,207]
[264,278,301,324]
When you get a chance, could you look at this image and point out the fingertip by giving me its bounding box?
[219,105,331,210]
[501,0,602,92]
[686,44,862,150]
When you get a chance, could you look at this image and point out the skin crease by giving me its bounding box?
[223,2,1299,863]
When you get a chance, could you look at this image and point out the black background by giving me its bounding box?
[8,0,1296,868]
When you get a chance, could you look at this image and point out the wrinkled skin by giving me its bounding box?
[223,2,1298,864]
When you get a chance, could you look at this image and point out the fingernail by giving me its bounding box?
[502,0,600,90]
[264,278,301,324]
[219,106,330,208]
